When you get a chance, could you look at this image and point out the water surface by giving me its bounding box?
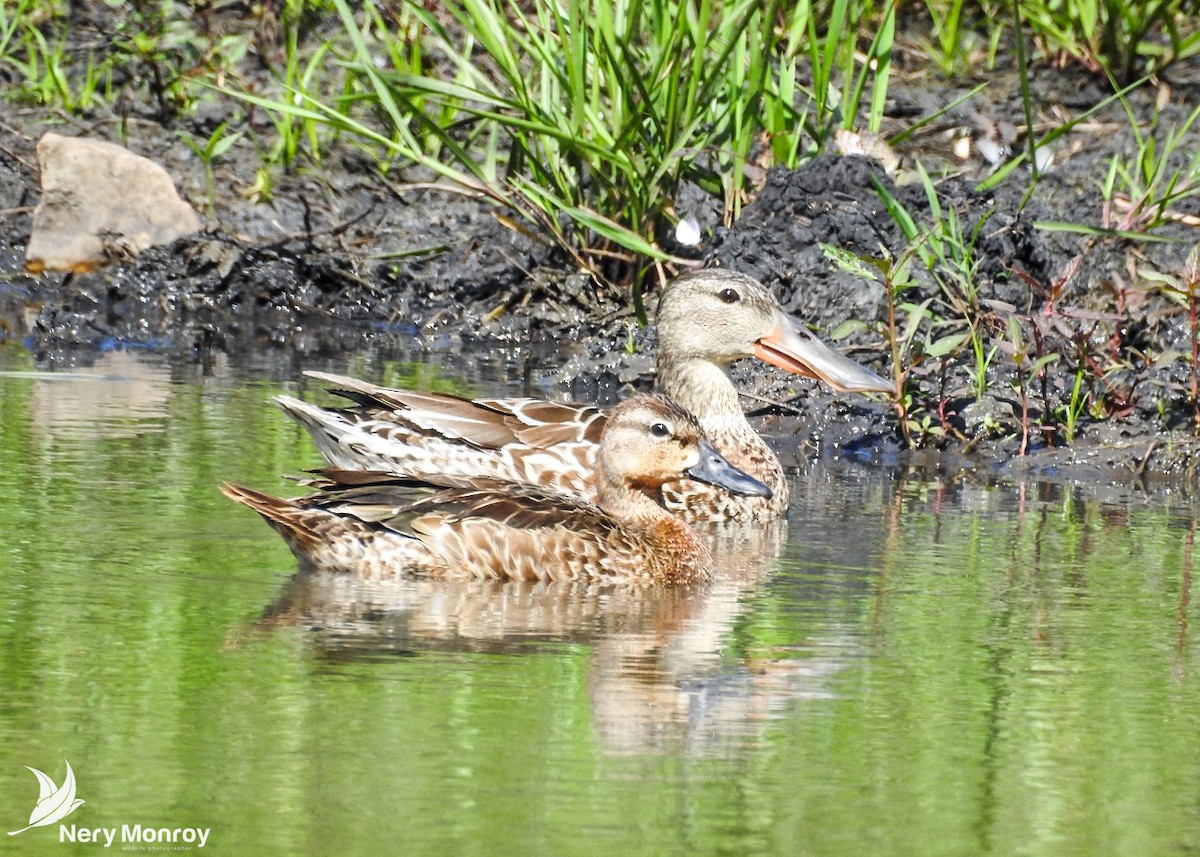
[1,344,1197,857]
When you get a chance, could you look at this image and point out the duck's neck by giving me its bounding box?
[657,353,776,463]
[597,478,712,583]
[656,353,785,504]
[598,478,680,524]
[656,353,749,433]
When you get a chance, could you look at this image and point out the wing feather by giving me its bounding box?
[301,471,618,539]
[304,371,606,450]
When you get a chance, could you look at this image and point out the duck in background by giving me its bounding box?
[277,269,890,521]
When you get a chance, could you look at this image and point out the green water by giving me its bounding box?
[1,345,1198,857]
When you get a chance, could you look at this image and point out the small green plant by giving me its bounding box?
[239,167,274,204]
[182,121,242,215]
[21,28,70,106]
[0,1,265,116]
[0,0,27,62]
[1055,352,1089,442]
[1001,314,1060,455]
[260,0,356,169]
[267,31,336,167]
[0,1,43,99]
[105,2,253,119]
[921,0,1003,76]
[1141,245,1200,432]
[0,7,104,112]
[1019,0,1200,83]
[1101,98,1200,234]
[805,0,895,144]
[872,165,998,401]
[823,243,961,448]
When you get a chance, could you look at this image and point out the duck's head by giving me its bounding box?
[599,394,771,499]
[656,270,891,393]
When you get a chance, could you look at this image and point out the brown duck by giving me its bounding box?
[223,394,771,584]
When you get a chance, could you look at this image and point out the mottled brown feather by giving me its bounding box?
[225,395,730,584]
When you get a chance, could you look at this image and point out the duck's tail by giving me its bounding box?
[273,395,366,470]
[220,482,323,551]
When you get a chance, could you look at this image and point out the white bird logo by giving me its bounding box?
[8,760,85,836]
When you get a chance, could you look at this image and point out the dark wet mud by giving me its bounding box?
[2,16,1200,488]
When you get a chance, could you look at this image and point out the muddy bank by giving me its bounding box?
[2,43,1200,487]
[710,155,1200,485]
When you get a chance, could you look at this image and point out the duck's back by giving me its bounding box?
[223,475,711,585]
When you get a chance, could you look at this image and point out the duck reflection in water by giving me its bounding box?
[242,513,851,755]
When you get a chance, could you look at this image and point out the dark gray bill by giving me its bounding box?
[685,437,772,498]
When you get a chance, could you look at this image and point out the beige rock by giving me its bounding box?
[832,127,900,178]
[25,133,201,273]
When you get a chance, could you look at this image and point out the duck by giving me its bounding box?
[276,269,890,522]
[222,394,771,584]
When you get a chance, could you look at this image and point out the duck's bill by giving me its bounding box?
[754,316,892,394]
[686,437,772,498]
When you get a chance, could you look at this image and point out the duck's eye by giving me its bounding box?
[718,287,740,304]
[649,422,671,438]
